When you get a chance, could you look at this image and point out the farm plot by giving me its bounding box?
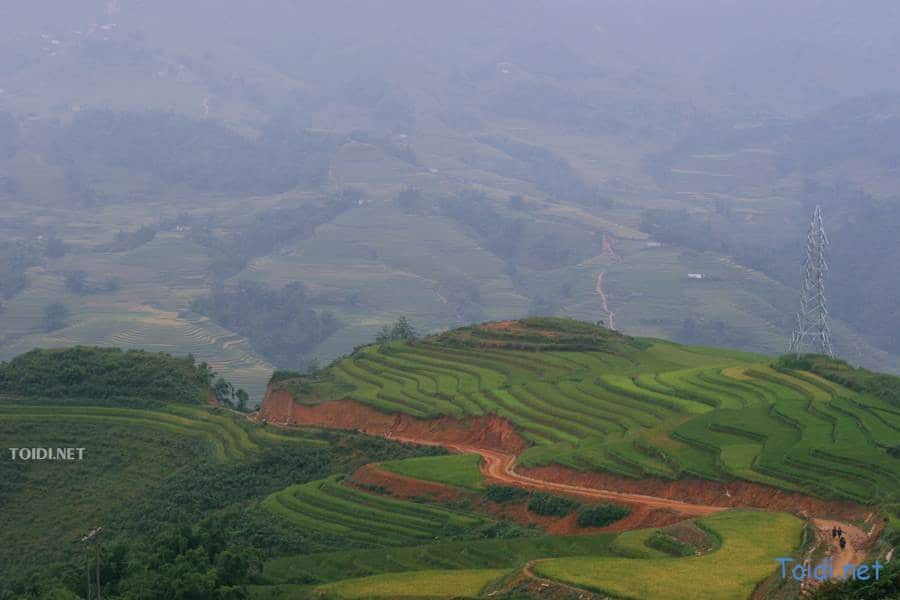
[284,319,900,503]
[262,475,497,547]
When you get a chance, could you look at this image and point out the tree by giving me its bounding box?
[43,303,68,332]
[392,316,417,340]
[376,316,418,345]
[64,270,88,294]
[235,389,249,412]
[213,377,233,407]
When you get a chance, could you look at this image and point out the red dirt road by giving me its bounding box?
[259,395,871,573]
[460,444,721,516]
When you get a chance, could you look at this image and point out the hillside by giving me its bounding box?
[0,346,214,405]
[2,327,898,599]
[264,318,900,505]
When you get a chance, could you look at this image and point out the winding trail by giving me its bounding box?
[381,431,868,576]
[521,559,601,599]
[810,519,871,580]
[384,432,721,517]
[258,395,870,579]
[596,271,616,331]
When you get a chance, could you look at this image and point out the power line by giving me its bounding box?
[789,205,835,357]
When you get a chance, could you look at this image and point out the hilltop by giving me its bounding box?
[0,346,216,405]
[427,317,648,353]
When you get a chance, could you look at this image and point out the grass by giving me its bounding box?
[0,417,200,570]
[535,510,805,600]
[281,319,900,503]
[0,403,327,464]
[262,534,617,584]
[379,453,485,490]
[251,569,511,599]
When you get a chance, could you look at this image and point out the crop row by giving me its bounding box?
[263,476,492,546]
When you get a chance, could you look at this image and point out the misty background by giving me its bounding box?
[1,0,899,400]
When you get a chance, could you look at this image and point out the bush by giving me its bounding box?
[483,485,529,504]
[777,354,900,408]
[576,503,630,528]
[269,369,303,385]
[0,347,212,405]
[646,531,695,556]
[527,492,580,517]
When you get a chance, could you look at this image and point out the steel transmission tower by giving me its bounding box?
[788,205,834,357]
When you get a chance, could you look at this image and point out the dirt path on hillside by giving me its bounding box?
[384,433,869,573]
[596,271,616,331]
[521,559,601,599]
[384,432,721,517]
[259,394,870,573]
[810,518,872,580]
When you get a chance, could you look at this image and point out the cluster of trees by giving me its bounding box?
[107,226,157,253]
[51,109,337,196]
[375,316,418,345]
[212,377,250,412]
[475,134,612,208]
[189,191,359,280]
[527,492,580,517]
[43,302,68,332]
[576,503,630,528]
[483,485,529,503]
[678,317,752,349]
[64,270,121,295]
[0,347,216,405]
[639,208,719,253]
[0,241,41,300]
[777,354,900,409]
[192,280,339,370]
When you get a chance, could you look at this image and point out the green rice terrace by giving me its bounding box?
[273,318,900,505]
[1,322,898,599]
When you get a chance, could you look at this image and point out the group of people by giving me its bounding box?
[831,525,847,550]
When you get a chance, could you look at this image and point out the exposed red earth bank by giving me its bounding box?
[259,391,875,572]
[348,462,684,534]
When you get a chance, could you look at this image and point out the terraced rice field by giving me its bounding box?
[379,453,486,490]
[0,403,325,462]
[535,510,804,600]
[251,569,511,600]
[291,320,900,503]
[262,475,496,546]
[262,534,617,585]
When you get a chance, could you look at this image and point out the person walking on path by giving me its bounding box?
[832,526,838,538]
[839,537,846,551]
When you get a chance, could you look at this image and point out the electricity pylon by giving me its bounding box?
[788,205,834,357]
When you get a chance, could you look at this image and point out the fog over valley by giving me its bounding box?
[2,0,899,400]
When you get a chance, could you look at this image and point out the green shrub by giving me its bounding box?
[576,503,630,528]
[0,347,211,405]
[777,353,900,408]
[269,369,303,385]
[483,485,529,503]
[527,492,580,517]
[646,531,695,556]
